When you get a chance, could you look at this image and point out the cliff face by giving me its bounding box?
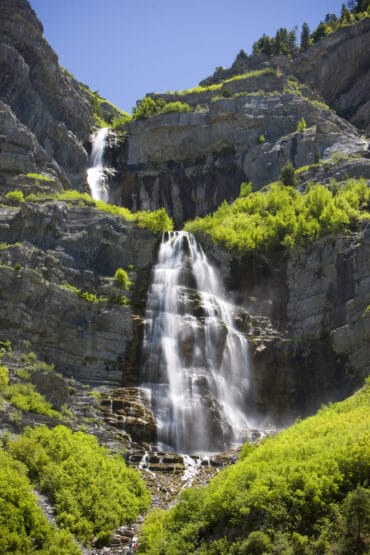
[108,20,369,226]
[0,0,369,432]
[117,93,366,226]
[290,18,370,134]
[0,201,157,385]
[199,222,370,425]
[0,0,93,187]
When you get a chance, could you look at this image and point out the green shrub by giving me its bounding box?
[133,97,192,119]
[0,339,12,353]
[296,116,307,132]
[4,190,24,205]
[280,161,297,186]
[0,365,9,390]
[258,134,266,144]
[6,383,60,418]
[0,447,80,554]
[9,425,150,545]
[140,379,370,553]
[114,268,131,290]
[184,178,370,254]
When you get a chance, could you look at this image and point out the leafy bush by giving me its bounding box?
[0,447,80,554]
[140,379,370,553]
[280,161,297,186]
[0,365,9,390]
[6,383,61,418]
[61,283,107,303]
[114,268,131,290]
[9,425,150,545]
[0,339,12,353]
[185,178,370,254]
[4,190,24,205]
[133,97,191,119]
[296,116,307,132]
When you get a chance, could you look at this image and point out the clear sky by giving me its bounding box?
[28,0,345,113]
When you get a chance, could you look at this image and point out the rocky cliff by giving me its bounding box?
[0,0,369,434]
[0,0,94,187]
[108,19,369,226]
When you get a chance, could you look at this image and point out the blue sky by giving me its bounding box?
[29,0,345,113]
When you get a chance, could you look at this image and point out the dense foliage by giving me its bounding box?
[9,425,150,546]
[184,178,370,253]
[133,97,192,119]
[0,447,79,554]
[252,1,369,57]
[140,379,370,553]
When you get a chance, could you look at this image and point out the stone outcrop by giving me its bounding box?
[0,201,157,385]
[0,101,67,193]
[114,92,368,226]
[207,223,370,425]
[0,0,93,186]
[290,18,370,134]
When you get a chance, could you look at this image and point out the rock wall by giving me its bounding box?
[0,0,93,186]
[210,225,370,425]
[115,93,367,226]
[0,201,157,385]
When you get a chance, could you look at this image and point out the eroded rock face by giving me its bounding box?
[0,101,67,192]
[114,88,367,226]
[213,225,370,425]
[0,201,157,385]
[291,18,370,134]
[0,0,93,186]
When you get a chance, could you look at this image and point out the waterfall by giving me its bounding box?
[141,231,251,454]
[87,127,111,202]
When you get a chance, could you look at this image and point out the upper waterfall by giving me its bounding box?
[87,127,111,202]
[141,231,251,454]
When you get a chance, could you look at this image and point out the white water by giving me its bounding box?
[141,231,251,454]
[87,127,111,202]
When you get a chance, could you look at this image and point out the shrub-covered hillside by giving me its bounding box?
[140,379,370,554]
[185,178,370,254]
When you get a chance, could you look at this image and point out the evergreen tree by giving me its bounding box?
[341,3,352,22]
[311,21,327,43]
[300,22,310,50]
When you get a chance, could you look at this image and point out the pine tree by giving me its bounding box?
[300,22,310,50]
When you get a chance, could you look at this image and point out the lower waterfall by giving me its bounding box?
[141,231,251,454]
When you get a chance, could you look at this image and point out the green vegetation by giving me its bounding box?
[296,116,307,132]
[0,364,9,390]
[252,1,369,58]
[133,97,192,119]
[0,447,80,554]
[5,382,61,418]
[61,283,107,304]
[184,178,370,253]
[4,190,24,205]
[280,161,297,186]
[114,267,131,290]
[25,172,54,182]
[23,189,174,233]
[9,425,150,545]
[172,68,275,97]
[140,379,370,553]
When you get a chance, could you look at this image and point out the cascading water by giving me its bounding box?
[87,127,111,202]
[141,231,251,454]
